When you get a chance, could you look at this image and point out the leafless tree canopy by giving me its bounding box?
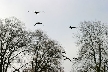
[0,17,65,72]
[73,21,108,72]
[22,29,65,72]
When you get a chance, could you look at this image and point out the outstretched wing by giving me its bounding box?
[34,23,37,26]
[36,22,42,24]
[72,27,76,28]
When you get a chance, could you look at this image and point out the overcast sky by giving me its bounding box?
[0,0,108,72]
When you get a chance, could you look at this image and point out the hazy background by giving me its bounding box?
[0,0,108,72]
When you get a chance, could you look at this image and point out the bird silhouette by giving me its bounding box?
[69,26,76,29]
[34,22,42,26]
[34,11,45,14]
[73,57,78,60]
[62,54,72,61]
[62,55,66,57]
[62,51,66,54]
[64,57,72,62]
[34,11,40,14]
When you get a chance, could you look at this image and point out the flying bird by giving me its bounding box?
[34,11,45,14]
[34,22,42,26]
[64,57,72,62]
[34,11,40,14]
[62,54,71,61]
[62,51,66,54]
[62,55,66,57]
[73,57,78,60]
[69,26,76,29]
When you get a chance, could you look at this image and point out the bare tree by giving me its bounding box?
[73,21,108,72]
[0,17,31,72]
[22,29,65,72]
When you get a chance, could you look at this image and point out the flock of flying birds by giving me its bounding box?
[28,11,44,26]
[28,11,76,29]
[27,10,76,62]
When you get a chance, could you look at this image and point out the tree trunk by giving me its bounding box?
[98,44,101,72]
[0,64,2,72]
[104,64,105,72]
[0,40,3,72]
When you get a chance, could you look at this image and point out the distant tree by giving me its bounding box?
[22,29,65,72]
[0,17,31,72]
[72,21,108,72]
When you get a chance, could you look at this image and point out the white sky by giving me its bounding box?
[0,0,108,72]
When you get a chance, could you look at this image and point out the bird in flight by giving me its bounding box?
[64,57,72,62]
[62,54,72,62]
[73,57,78,60]
[69,26,76,29]
[34,22,42,26]
[34,11,45,14]
[62,51,66,54]
[62,55,66,57]
[34,11,40,14]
